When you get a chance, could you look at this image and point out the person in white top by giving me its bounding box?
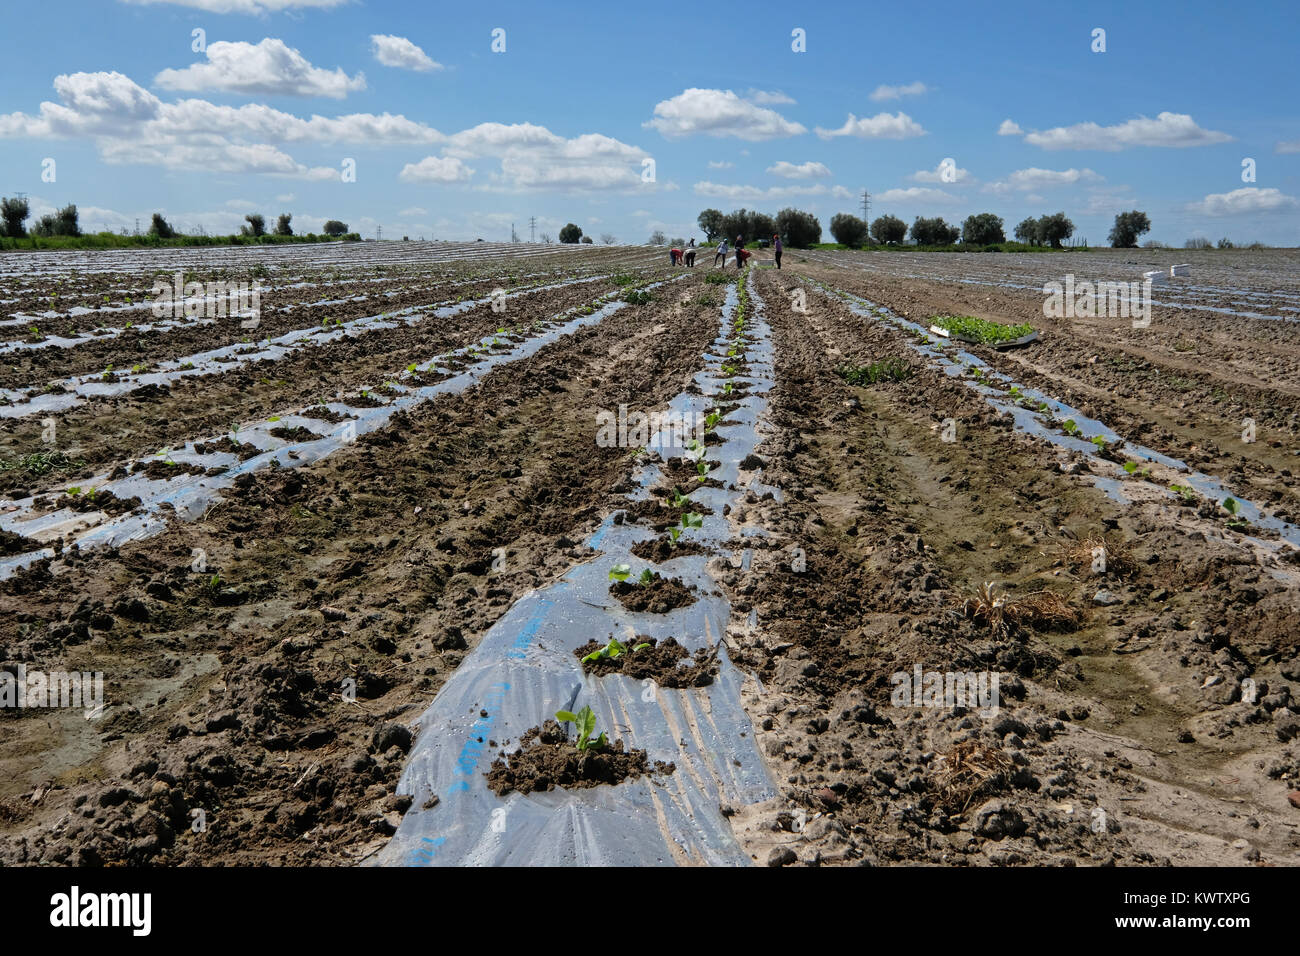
[713,238,729,267]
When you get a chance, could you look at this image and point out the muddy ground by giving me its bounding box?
[2,245,1297,866]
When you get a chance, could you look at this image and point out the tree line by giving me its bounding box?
[1,197,358,247]
[685,205,1173,250]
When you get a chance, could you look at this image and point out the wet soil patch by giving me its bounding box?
[485,719,675,796]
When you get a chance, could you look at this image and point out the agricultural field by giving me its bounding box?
[2,241,1297,869]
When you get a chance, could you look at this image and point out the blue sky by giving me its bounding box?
[2,0,1297,244]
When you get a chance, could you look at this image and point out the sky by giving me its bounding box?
[1,0,1298,245]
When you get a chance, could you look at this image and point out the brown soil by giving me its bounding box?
[485,719,675,796]
[609,573,697,613]
[575,636,717,687]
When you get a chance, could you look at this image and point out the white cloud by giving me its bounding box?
[418,122,650,191]
[371,35,442,72]
[275,192,295,202]
[1006,167,1102,189]
[1081,188,1139,214]
[1276,140,1300,154]
[1025,193,1045,204]
[767,160,831,179]
[693,181,829,201]
[1021,112,1232,151]
[708,160,734,169]
[911,160,972,184]
[869,81,928,102]
[399,156,475,184]
[0,70,443,180]
[832,185,853,199]
[747,89,796,105]
[815,111,925,140]
[874,186,957,204]
[399,206,428,217]
[154,38,366,99]
[645,88,806,140]
[997,119,1022,136]
[120,0,347,11]
[1188,187,1298,216]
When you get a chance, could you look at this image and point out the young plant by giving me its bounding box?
[581,636,650,663]
[1221,497,1249,529]
[1061,419,1082,438]
[554,705,607,751]
[1090,435,1108,452]
[608,563,632,582]
[696,459,710,482]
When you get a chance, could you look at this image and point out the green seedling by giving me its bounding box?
[608,563,632,582]
[1061,419,1082,437]
[670,489,691,509]
[1090,436,1108,452]
[705,411,721,432]
[156,447,177,465]
[696,459,710,482]
[554,705,607,751]
[1221,497,1249,529]
[1170,483,1198,504]
[581,636,650,663]
[638,568,655,585]
[723,382,734,396]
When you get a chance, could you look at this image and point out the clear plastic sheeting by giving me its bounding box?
[0,278,687,580]
[371,272,779,868]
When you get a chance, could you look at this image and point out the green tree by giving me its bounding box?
[32,204,80,237]
[559,222,582,243]
[1014,217,1040,245]
[1037,211,1074,248]
[274,213,293,236]
[911,216,960,245]
[1108,210,1151,248]
[648,229,666,245]
[149,213,176,239]
[322,220,348,237]
[776,207,821,247]
[241,214,266,237]
[697,208,725,242]
[870,214,907,245]
[829,212,869,248]
[961,212,1005,245]
[1,196,30,238]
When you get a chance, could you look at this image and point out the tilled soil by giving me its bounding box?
[3,247,1298,868]
[485,720,675,797]
[0,266,721,865]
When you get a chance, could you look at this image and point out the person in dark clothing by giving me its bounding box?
[734,235,746,269]
[684,248,696,266]
[773,233,783,269]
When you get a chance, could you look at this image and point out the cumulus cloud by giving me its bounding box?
[873,186,957,203]
[693,181,830,201]
[1020,112,1232,150]
[911,160,972,184]
[815,111,925,140]
[708,160,734,169]
[416,122,651,191]
[1275,140,1300,154]
[371,35,442,72]
[767,160,831,179]
[399,156,474,183]
[1188,187,1298,216]
[155,38,366,99]
[120,0,347,11]
[747,89,796,105]
[997,119,1023,136]
[0,69,440,180]
[645,88,806,140]
[1006,167,1102,189]
[870,81,928,102]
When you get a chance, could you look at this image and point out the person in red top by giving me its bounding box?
[734,235,748,269]
[669,247,682,265]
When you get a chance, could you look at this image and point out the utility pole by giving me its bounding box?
[376,224,382,241]
[859,190,871,225]
[134,217,141,236]
[529,216,536,242]
[511,222,518,243]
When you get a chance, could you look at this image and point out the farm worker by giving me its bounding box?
[734,235,747,269]
[773,233,783,269]
[669,247,681,266]
[714,238,729,266]
[684,247,696,267]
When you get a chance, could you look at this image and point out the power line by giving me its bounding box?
[859,190,871,224]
